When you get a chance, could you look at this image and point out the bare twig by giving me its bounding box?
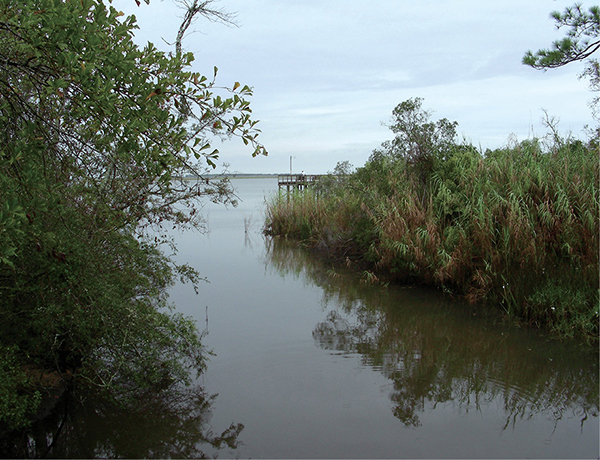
[174,0,237,56]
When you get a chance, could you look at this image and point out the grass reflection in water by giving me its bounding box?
[266,236,599,431]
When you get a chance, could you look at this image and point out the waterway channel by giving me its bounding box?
[4,177,597,458]
[166,177,598,459]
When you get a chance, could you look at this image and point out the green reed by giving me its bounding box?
[265,139,599,341]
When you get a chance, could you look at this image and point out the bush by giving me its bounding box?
[265,101,599,342]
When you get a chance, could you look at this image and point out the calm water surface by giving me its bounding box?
[166,178,599,459]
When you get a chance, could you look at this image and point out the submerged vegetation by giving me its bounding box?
[265,98,599,342]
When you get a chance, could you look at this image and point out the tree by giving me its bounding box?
[332,160,354,176]
[0,0,264,429]
[372,98,458,201]
[523,3,600,113]
[523,4,599,69]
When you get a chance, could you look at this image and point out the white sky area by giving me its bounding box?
[119,0,596,174]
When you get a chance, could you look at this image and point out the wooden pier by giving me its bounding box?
[278,174,322,192]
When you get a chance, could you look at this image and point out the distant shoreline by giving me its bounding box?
[223,173,279,178]
[180,173,281,180]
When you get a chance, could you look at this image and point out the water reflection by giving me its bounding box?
[265,237,599,431]
[0,381,243,458]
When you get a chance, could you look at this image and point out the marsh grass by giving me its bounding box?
[265,139,599,341]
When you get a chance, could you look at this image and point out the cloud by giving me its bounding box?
[119,0,597,174]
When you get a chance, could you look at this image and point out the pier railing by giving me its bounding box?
[278,174,322,191]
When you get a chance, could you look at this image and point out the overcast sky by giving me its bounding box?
[120,0,595,174]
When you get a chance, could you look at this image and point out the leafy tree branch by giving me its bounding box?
[523,3,600,69]
[0,0,263,434]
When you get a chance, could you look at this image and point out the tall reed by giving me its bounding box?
[264,139,599,341]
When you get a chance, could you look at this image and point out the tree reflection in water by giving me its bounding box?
[0,379,243,458]
[265,237,598,430]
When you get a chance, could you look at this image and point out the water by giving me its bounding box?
[5,178,596,458]
[166,177,599,459]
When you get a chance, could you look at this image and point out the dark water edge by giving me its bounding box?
[0,380,243,459]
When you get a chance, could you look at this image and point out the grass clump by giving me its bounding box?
[265,99,599,342]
